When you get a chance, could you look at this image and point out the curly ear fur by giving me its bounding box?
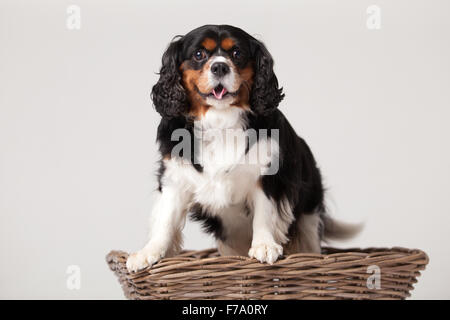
[250,40,285,115]
[151,36,188,118]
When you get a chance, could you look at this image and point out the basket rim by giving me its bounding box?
[106,246,429,276]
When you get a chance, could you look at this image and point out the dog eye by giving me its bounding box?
[193,49,206,61]
[232,49,241,59]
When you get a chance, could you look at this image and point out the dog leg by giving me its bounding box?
[248,187,291,264]
[126,185,191,272]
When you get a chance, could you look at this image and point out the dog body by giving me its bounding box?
[126,25,359,272]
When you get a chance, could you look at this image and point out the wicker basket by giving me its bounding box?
[106,247,428,300]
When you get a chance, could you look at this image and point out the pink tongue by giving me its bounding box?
[213,87,227,99]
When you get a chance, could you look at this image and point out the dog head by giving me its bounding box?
[151,25,284,119]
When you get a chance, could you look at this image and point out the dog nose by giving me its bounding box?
[211,62,230,77]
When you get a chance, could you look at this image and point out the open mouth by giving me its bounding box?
[196,84,238,100]
[211,84,228,100]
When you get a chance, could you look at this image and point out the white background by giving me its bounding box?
[1,0,449,299]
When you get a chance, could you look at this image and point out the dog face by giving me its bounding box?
[180,27,255,115]
[151,25,284,119]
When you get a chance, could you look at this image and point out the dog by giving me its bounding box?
[126,25,361,272]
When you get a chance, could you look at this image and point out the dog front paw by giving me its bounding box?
[126,247,165,272]
[248,242,283,264]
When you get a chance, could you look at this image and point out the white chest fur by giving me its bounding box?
[193,128,255,209]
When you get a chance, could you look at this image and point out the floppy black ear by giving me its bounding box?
[151,37,188,118]
[250,40,285,115]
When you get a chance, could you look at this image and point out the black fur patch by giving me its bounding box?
[246,110,325,236]
[156,159,165,192]
[189,203,225,241]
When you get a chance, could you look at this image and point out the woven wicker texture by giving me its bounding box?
[106,247,428,300]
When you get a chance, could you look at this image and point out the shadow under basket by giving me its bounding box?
[106,247,429,300]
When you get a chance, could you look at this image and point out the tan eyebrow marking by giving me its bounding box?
[202,38,217,51]
[221,38,235,50]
